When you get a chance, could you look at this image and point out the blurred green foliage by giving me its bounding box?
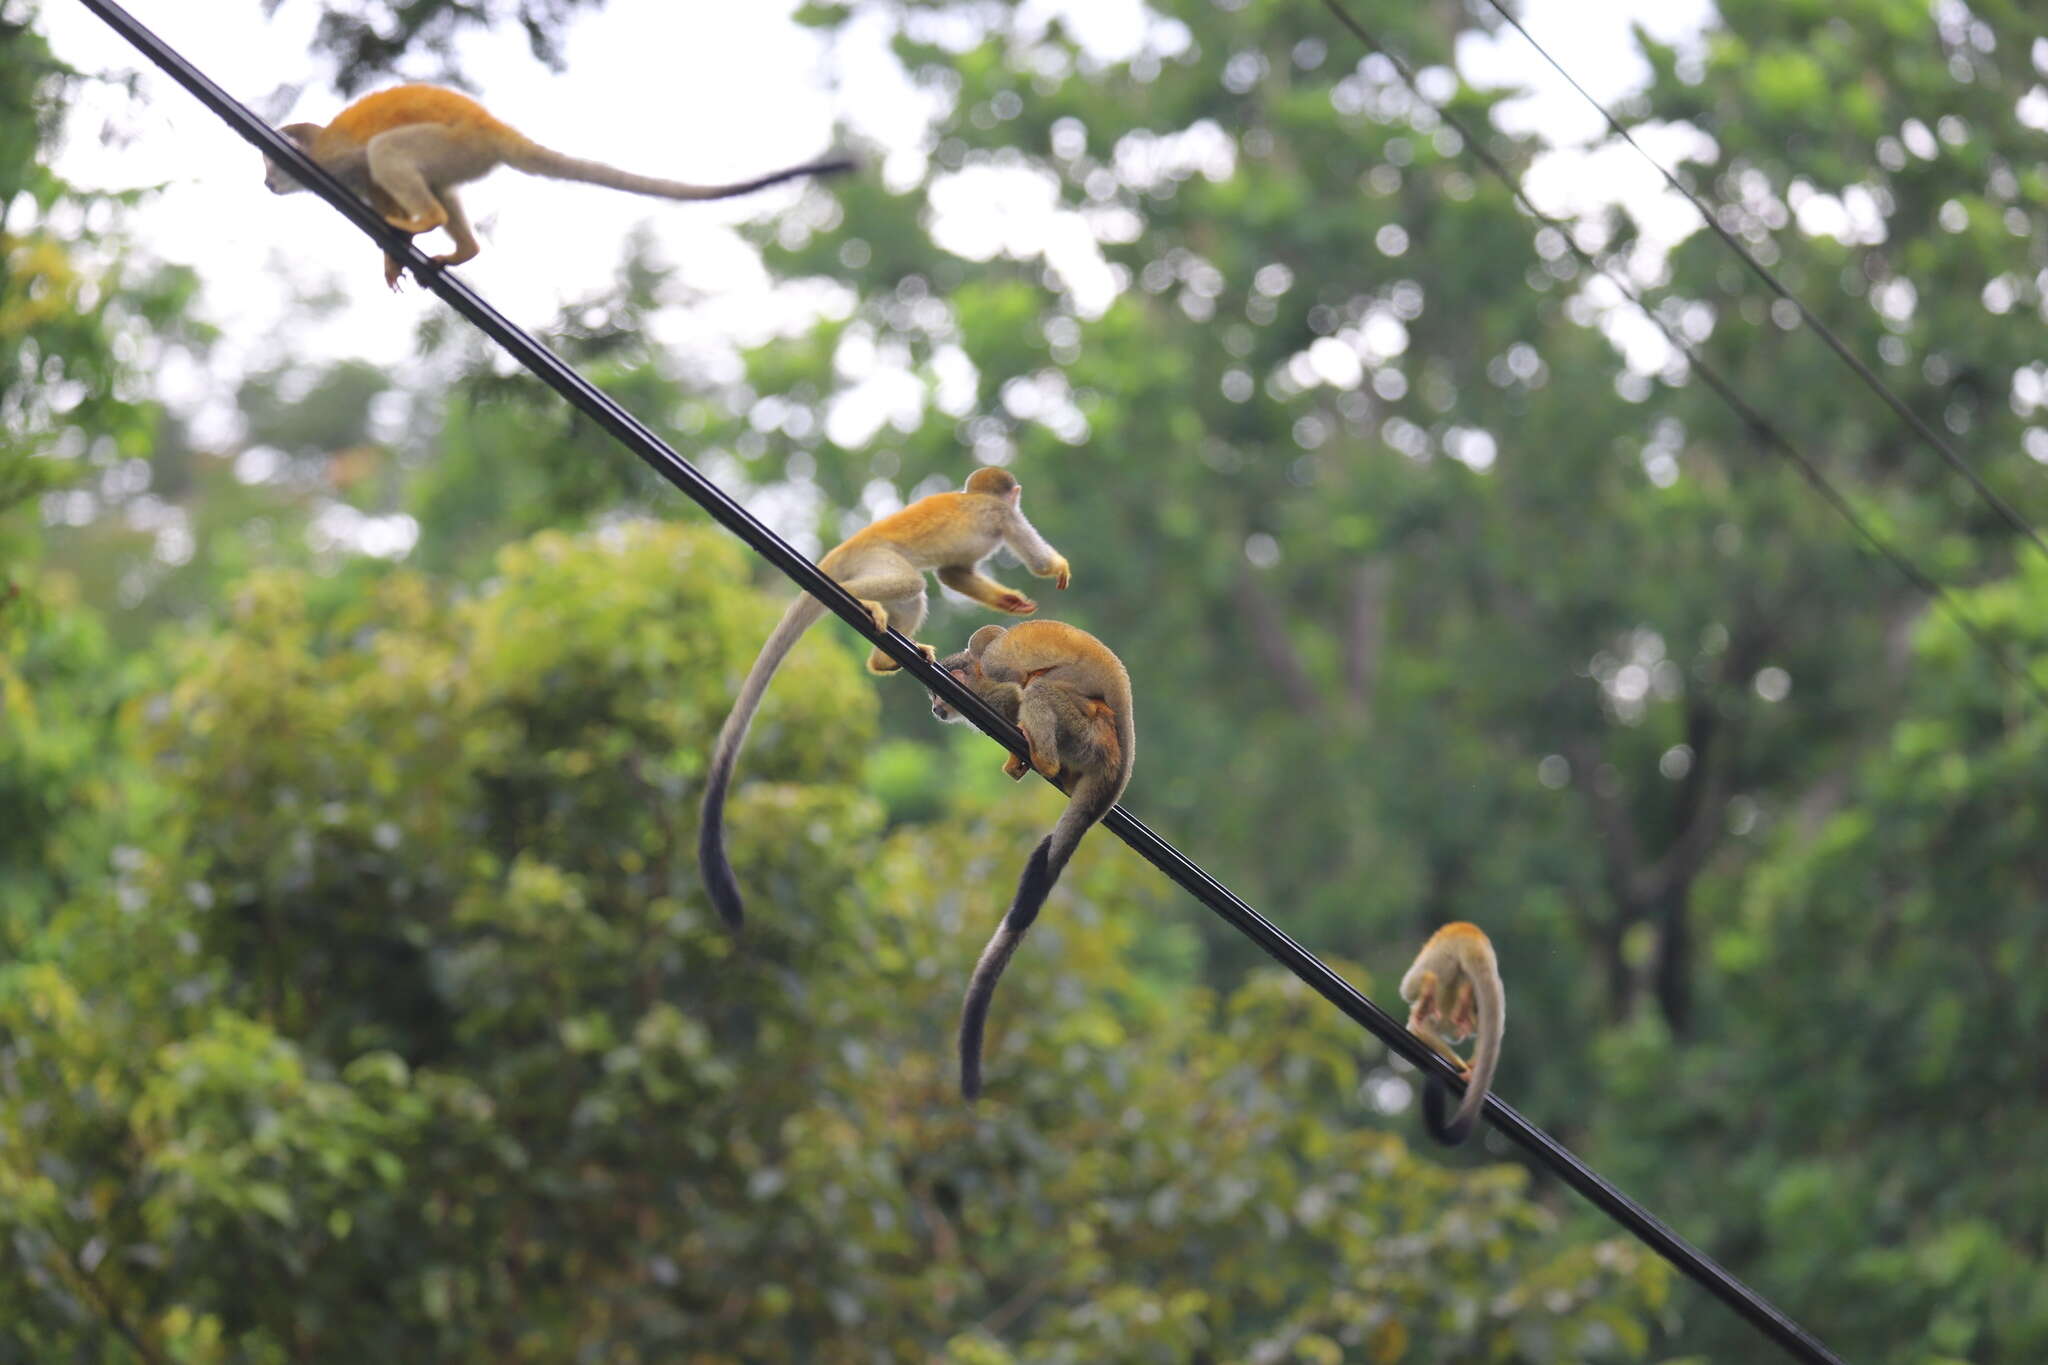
[5,0,2047,1360]
[1,525,1668,1360]
[0,10,207,578]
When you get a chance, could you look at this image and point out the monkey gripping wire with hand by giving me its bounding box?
[77,3,1845,1362]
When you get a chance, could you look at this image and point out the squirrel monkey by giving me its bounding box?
[1398,921,1506,1146]
[929,620,1134,1100]
[261,84,854,288]
[699,468,1070,929]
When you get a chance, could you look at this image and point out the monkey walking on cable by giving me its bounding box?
[1399,921,1506,1145]
[929,620,1134,1100]
[699,468,1071,930]
[262,84,853,289]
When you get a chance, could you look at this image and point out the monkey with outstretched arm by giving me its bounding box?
[929,620,1134,1100]
[261,84,854,288]
[699,468,1069,929]
[1398,921,1505,1146]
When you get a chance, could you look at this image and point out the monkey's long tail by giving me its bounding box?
[697,593,829,929]
[957,765,1125,1100]
[510,142,855,201]
[1423,966,1506,1146]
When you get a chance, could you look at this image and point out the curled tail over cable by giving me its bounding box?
[509,141,855,201]
[698,593,829,928]
[958,767,1123,1100]
[1423,964,1505,1146]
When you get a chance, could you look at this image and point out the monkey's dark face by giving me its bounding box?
[262,126,320,194]
[263,158,301,194]
[929,650,980,721]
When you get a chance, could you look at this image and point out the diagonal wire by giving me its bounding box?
[1319,0,2048,716]
[79,2,1850,1362]
[1480,0,2048,567]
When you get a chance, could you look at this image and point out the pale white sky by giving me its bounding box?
[37,0,1716,465]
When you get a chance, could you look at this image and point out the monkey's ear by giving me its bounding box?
[966,625,1007,657]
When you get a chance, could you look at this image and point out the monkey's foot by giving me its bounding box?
[916,642,939,663]
[865,648,901,675]
[1030,750,1062,781]
[1003,752,1030,780]
[1051,558,1071,590]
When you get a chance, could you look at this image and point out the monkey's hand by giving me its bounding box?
[858,598,892,634]
[1049,556,1071,590]
[916,642,939,663]
[383,254,407,292]
[995,591,1038,615]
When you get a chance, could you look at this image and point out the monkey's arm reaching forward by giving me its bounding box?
[932,473,1069,616]
[1397,921,1505,1146]
[999,498,1072,589]
[262,84,854,288]
[698,469,1067,930]
[930,620,1133,1099]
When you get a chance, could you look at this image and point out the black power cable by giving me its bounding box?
[1319,0,2048,716]
[79,2,1848,1362]
[1481,0,2048,568]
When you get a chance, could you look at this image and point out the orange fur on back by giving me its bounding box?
[319,85,524,153]
[855,492,974,544]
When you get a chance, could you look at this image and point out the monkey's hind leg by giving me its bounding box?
[385,190,478,290]
[834,557,928,674]
[364,126,458,236]
[1014,687,1067,782]
[1446,980,1479,1038]
[430,187,482,268]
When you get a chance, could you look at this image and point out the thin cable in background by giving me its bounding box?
[1482,0,2048,567]
[1319,0,2048,714]
[79,2,1846,1362]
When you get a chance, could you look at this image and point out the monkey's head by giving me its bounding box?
[964,467,1021,503]
[262,125,322,195]
[929,625,1011,721]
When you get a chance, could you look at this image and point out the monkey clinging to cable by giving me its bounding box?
[1398,921,1506,1146]
[699,468,1070,930]
[261,84,854,289]
[929,620,1134,1100]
